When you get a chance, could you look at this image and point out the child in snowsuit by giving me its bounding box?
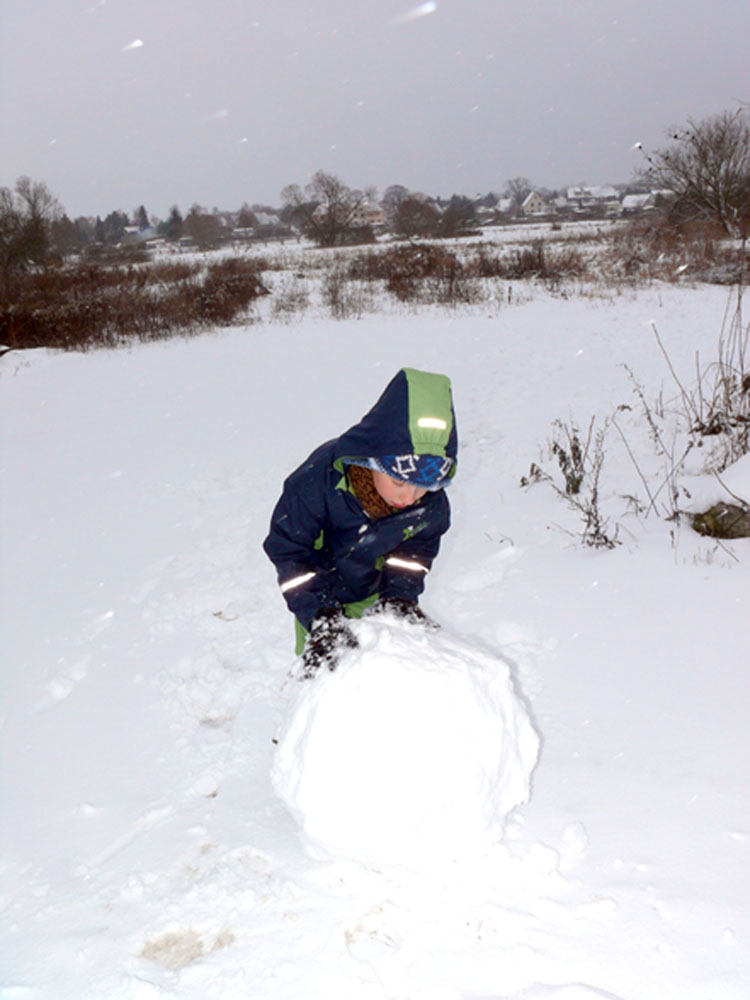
[263,367,458,676]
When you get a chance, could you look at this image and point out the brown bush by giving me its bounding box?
[321,267,373,318]
[347,243,458,283]
[344,244,482,304]
[384,245,461,300]
[465,240,588,283]
[0,256,269,350]
[270,276,310,322]
[604,216,748,284]
[82,243,151,266]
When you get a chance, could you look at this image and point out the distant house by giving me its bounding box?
[650,190,677,210]
[233,212,289,242]
[620,190,677,216]
[254,211,281,229]
[621,193,652,214]
[474,204,497,225]
[312,199,384,230]
[495,197,515,216]
[521,191,548,217]
[214,211,236,231]
[587,185,619,202]
[350,199,385,228]
[566,185,621,215]
[121,225,157,243]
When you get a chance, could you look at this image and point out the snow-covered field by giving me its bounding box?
[2,275,749,1000]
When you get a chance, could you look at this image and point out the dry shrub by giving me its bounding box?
[346,244,460,287]
[243,253,274,272]
[498,241,550,280]
[82,243,151,266]
[270,275,310,322]
[466,244,509,279]
[148,260,199,284]
[322,266,373,318]
[522,416,620,549]
[383,245,465,302]
[346,248,392,282]
[196,257,268,325]
[605,216,748,284]
[466,240,588,284]
[652,299,750,471]
[347,243,482,305]
[345,238,587,301]
[0,257,268,350]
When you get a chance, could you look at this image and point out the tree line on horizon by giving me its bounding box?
[1,108,749,275]
[0,176,565,260]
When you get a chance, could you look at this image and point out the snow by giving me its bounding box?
[1,278,749,1000]
[272,617,539,869]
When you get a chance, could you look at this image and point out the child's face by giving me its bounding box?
[371,470,427,509]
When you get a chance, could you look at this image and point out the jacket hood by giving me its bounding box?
[333,368,458,479]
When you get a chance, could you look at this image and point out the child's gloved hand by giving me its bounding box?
[301,607,358,677]
[369,596,440,629]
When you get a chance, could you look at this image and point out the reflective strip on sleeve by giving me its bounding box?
[385,557,428,573]
[280,571,316,594]
[417,417,448,430]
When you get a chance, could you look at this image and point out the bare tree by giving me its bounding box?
[639,109,750,239]
[281,170,367,247]
[237,203,258,229]
[183,206,223,248]
[504,177,533,211]
[393,196,441,238]
[0,176,61,274]
[49,214,84,256]
[438,195,478,237]
[381,184,410,229]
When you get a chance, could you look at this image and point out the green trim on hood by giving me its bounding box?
[403,367,453,457]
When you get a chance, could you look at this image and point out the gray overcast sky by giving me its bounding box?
[2,0,748,219]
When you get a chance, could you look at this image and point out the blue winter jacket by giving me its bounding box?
[263,368,458,629]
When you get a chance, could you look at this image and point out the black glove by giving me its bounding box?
[301,606,358,678]
[369,597,439,629]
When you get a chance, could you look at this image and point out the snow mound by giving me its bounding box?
[682,451,750,510]
[272,618,540,869]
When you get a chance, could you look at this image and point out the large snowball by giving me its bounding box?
[272,619,539,869]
